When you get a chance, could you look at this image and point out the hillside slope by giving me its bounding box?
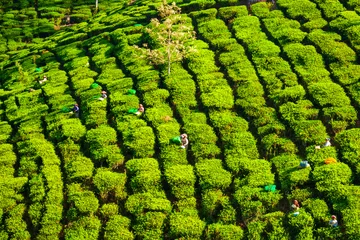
[1,0,360,239]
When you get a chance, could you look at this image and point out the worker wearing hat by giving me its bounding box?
[329,215,338,227]
[180,133,189,149]
[99,90,107,101]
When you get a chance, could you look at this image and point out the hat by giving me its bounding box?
[331,215,336,219]
[326,138,330,141]
[181,133,188,138]
[101,91,107,93]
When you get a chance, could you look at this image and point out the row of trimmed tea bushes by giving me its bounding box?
[0,6,93,41]
[246,10,360,237]
[126,25,245,237]
[277,0,360,55]
[192,8,298,152]
[34,53,102,239]
[342,0,360,12]
[190,9,315,238]
[276,0,327,31]
[0,142,28,239]
[198,8,324,153]
[252,5,360,130]
[115,30,207,239]
[175,13,284,238]
[252,4,358,129]
[234,12,357,134]
[55,41,110,129]
[84,30,174,239]
[308,0,360,54]
[193,9,349,239]
[39,44,132,239]
[330,11,360,55]
[143,14,236,231]
[192,7,313,188]
[84,1,160,38]
[245,6,360,232]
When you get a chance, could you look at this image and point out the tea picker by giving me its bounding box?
[69,103,80,118]
[291,200,300,211]
[315,138,331,149]
[39,75,47,84]
[98,91,107,101]
[291,199,300,216]
[180,133,189,149]
[299,160,310,168]
[128,104,145,116]
[323,138,331,147]
[170,133,189,149]
[329,215,338,227]
[135,104,144,116]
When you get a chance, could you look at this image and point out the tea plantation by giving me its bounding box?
[1,0,360,239]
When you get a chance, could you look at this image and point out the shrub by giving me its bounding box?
[218,6,248,22]
[123,126,155,158]
[67,183,99,215]
[64,216,101,240]
[312,163,352,199]
[104,215,134,240]
[233,159,274,187]
[201,189,236,224]
[65,156,94,183]
[133,212,167,239]
[125,192,172,215]
[5,204,31,240]
[205,223,244,240]
[100,204,119,219]
[287,209,314,239]
[271,154,311,190]
[196,159,231,190]
[93,168,127,200]
[169,211,206,239]
[165,164,196,199]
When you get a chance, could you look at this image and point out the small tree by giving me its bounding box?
[135,0,196,75]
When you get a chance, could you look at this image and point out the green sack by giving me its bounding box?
[264,185,276,192]
[171,136,181,145]
[134,24,142,27]
[61,107,71,113]
[127,89,136,95]
[128,108,138,114]
[90,83,99,89]
[35,67,42,72]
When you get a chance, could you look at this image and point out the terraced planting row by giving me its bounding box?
[1,0,360,239]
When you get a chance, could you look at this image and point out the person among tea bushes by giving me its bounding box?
[315,138,331,149]
[99,90,107,101]
[135,104,144,116]
[329,215,338,227]
[299,160,310,168]
[39,75,47,84]
[70,104,80,118]
[323,138,331,147]
[180,133,189,149]
[291,200,300,211]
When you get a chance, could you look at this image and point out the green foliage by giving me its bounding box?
[169,211,206,239]
[196,159,231,190]
[218,6,248,22]
[5,204,31,240]
[104,215,134,240]
[67,183,99,215]
[65,216,101,240]
[165,164,196,199]
[93,168,127,200]
[205,223,244,240]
